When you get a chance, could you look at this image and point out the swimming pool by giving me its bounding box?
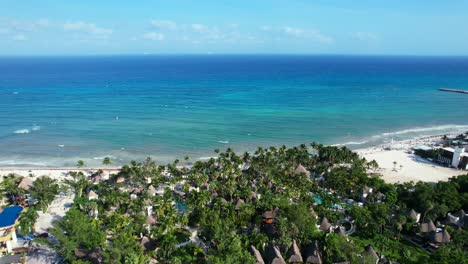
[0,206,23,228]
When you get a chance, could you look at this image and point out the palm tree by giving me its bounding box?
[0,175,23,204]
[77,160,85,168]
[30,176,59,212]
[103,157,112,167]
[19,208,39,235]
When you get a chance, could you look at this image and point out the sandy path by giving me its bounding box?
[34,192,75,234]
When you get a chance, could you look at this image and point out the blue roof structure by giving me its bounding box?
[0,206,23,228]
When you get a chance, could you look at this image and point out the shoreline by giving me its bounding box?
[1,132,466,183]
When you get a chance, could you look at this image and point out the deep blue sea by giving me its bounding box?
[1,55,468,167]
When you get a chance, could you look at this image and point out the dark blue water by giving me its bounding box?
[1,55,467,167]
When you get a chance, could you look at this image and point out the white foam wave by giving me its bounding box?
[32,125,41,131]
[58,145,65,148]
[14,129,30,134]
[333,141,368,146]
[374,124,468,138]
[218,140,230,144]
[199,156,216,160]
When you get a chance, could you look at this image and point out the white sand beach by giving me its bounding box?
[357,134,467,183]
[0,168,119,181]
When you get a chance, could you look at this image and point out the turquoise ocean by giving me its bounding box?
[1,55,467,167]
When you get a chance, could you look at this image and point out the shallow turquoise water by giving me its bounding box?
[0,55,467,167]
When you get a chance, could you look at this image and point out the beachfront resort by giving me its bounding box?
[0,141,467,263]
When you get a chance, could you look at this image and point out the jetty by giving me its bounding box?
[438,88,468,94]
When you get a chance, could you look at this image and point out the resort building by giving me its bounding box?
[0,206,23,254]
[415,145,468,170]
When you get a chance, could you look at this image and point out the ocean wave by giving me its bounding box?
[58,145,65,148]
[199,156,216,160]
[14,129,30,134]
[13,125,42,134]
[332,140,368,146]
[218,140,230,144]
[373,124,468,138]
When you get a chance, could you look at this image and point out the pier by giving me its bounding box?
[438,88,468,94]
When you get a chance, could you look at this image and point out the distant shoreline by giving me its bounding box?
[1,132,466,184]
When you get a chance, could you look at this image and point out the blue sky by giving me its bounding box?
[1,0,468,55]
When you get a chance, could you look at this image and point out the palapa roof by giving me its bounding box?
[147,185,156,196]
[146,215,156,225]
[430,229,451,244]
[407,209,419,221]
[319,217,331,232]
[235,198,245,210]
[265,243,286,264]
[263,208,279,219]
[453,209,465,218]
[287,239,303,263]
[443,213,459,226]
[363,245,379,261]
[74,248,103,264]
[91,175,102,184]
[295,164,310,175]
[17,177,33,191]
[420,220,436,233]
[375,192,385,200]
[140,236,157,251]
[88,190,98,199]
[304,241,322,264]
[116,176,125,183]
[250,245,265,264]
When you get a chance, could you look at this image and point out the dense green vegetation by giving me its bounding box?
[1,143,467,263]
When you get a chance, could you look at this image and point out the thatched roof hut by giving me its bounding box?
[431,229,451,244]
[304,241,322,264]
[146,215,156,225]
[88,190,98,200]
[454,209,465,218]
[17,177,33,191]
[263,208,279,219]
[250,245,265,264]
[148,185,156,196]
[265,243,286,264]
[407,209,420,222]
[442,213,459,227]
[74,248,103,264]
[235,198,245,210]
[140,236,157,251]
[116,176,125,183]
[287,239,303,263]
[295,164,310,176]
[363,245,379,261]
[319,217,331,232]
[420,220,436,234]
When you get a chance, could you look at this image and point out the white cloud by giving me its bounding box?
[282,27,305,37]
[281,27,334,44]
[150,20,177,30]
[12,34,26,41]
[260,25,272,31]
[351,31,378,41]
[191,23,209,33]
[63,21,113,36]
[142,32,165,41]
[0,28,9,34]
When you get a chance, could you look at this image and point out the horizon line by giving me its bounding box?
[1,53,468,58]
